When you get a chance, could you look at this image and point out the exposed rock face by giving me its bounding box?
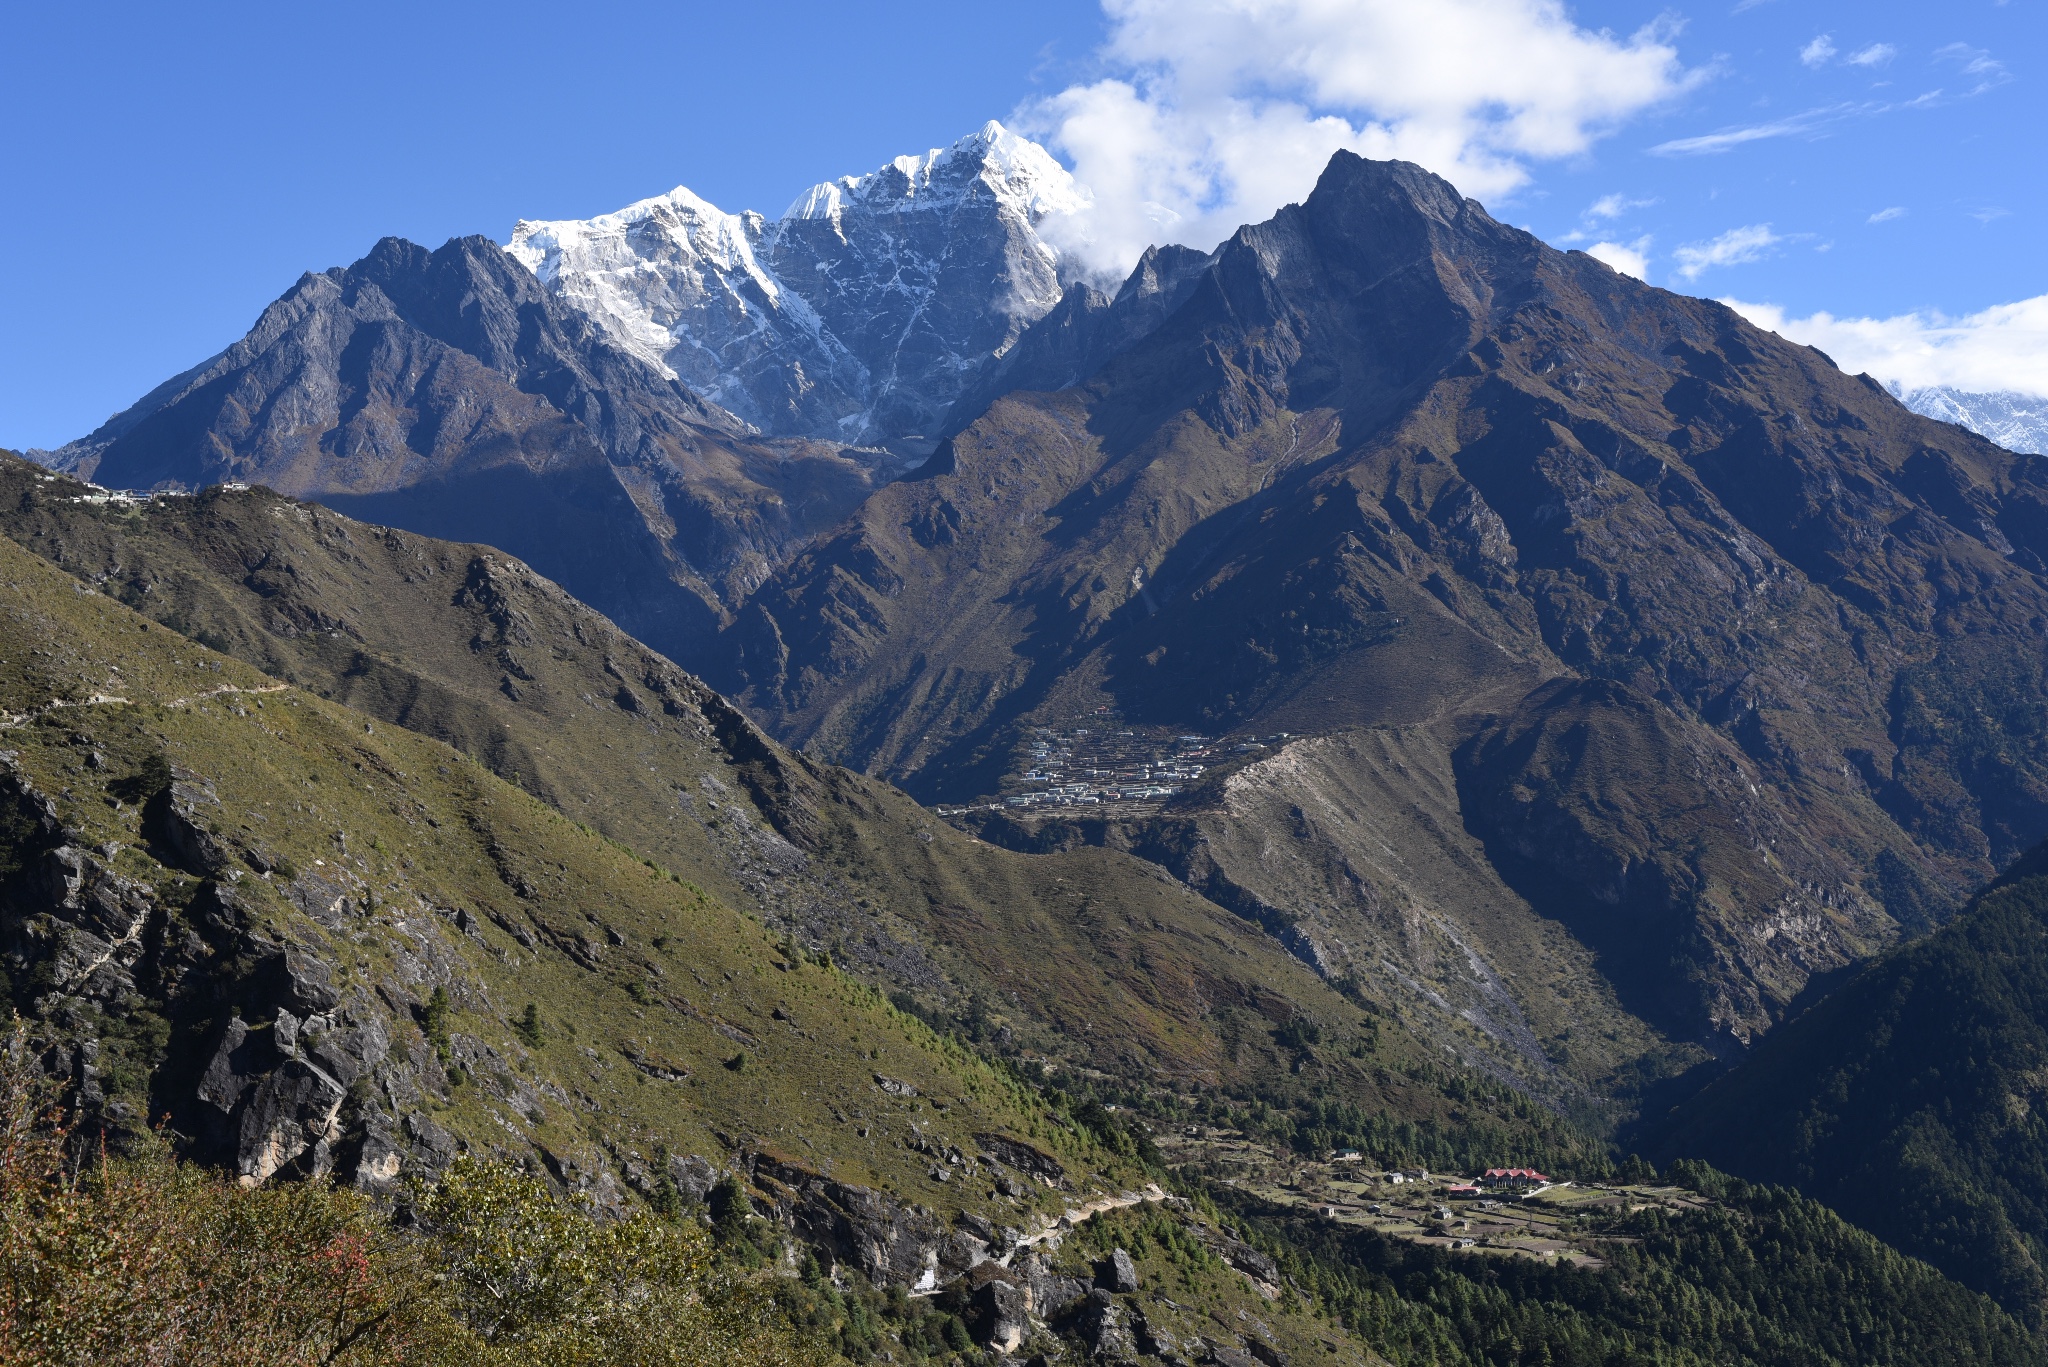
[755,1155,949,1287]
[1133,1309,1182,1361]
[37,236,909,667]
[0,736,540,1194]
[200,1021,349,1186]
[966,1266,1031,1352]
[977,1132,1067,1186]
[1076,1288,1137,1359]
[721,151,2048,1051]
[1015,1248,1089,1319]
[509,122,1085,445]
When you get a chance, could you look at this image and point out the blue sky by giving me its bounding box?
[2,0,2039,449]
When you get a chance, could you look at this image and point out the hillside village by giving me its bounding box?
[935,724,1298,819]
[1155,1126,1711,1268]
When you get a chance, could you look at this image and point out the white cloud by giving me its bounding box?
[1587,193,1656,220]
[1020,0,1701,276]
[1673,225,1782,280]
[1846,43,1897,68]
[1867,206,1906,223]
[1800,35,1837,68]
[1652,100,1877,155]
[1587,236,1652,280]
[1729,296,2048,398]
[1936,42,2010,94]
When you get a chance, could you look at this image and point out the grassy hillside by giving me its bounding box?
[0,525,1109,1217]
[1653,840,2048,1326]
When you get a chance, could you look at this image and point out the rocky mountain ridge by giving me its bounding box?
[27,140,2048,1108]
[0,451,1594,1144]
[719,151,2048,1063]
[32,235,915,668]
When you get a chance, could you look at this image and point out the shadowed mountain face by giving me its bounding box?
[1651,841,2048,1328]
[42,236,910,666]
[719,153,2048,1053]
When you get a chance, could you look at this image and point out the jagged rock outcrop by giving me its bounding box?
[754,1154,951,1287]
[1075,1288,1137,1359]
[3,747,472,1189]
[1097,1245,1140,1294]
[959,1260,1032,1352]
[977,1132,1068,1187]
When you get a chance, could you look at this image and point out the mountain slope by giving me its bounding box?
[509,122,1084,446]
[4,470,2035,1367]
[1651,839,2048,1327]
[0,521,1105,1234]
[721,151,2048,1059]
[37,236,908,667]
[0,451,1598,1160]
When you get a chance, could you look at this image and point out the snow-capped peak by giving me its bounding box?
[505,125,1085,444]
[508,187,787,379]
[782,121,1086,226]
[1898,384,2048,455]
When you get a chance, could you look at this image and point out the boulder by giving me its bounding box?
[1134,1311,1181,1361]
[1016,1249,1088,1318]
[1246,1337,1290,1367]
[969,1272,1031,1353]
[939,1226,991,1274]
[303,1008,391,1088]
[274,944,342,1014]
[196,1017,269,1115]
[669,1152,721,1204]
[351,1114,406,1189]
[1097,1246,1140,1294]
[1203,1230,1281,1287]
[151,778,231,877]
[755,1155,947,1288]
[1075,1288,1136,1359]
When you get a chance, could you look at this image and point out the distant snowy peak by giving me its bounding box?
[510,185,845,430]
[1898,385,2048,456]
[508,122,1086,445]
[783,120,1087,225]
